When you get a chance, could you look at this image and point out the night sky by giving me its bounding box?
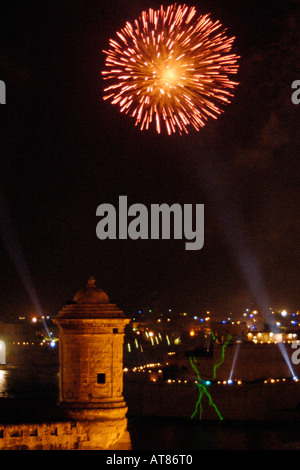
[0,0,299,319]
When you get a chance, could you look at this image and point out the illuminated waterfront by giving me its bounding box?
[1,364,300,450]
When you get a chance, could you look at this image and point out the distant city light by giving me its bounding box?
[281,310,288,317]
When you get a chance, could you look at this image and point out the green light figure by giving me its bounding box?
[190,334,232,420]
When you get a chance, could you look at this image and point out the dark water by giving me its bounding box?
[0,366,59,401]
[1,366,300,450]
[128,416,300,450]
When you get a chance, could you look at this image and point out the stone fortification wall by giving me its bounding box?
[0,419,130,450]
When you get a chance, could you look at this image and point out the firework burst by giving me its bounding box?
[102,4,239,135]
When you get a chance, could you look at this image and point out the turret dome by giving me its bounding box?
[73,276,109,304]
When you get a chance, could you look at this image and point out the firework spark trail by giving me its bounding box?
[212,334,232,380]
[190,357,223,420]
[102,4,239,135]
[190,334,231,420]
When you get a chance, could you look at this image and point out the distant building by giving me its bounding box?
[210,321,248,342]
[0,320,30,341]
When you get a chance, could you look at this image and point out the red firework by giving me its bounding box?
[102,4,239,135]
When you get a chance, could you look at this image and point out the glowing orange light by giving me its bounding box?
[102,4,239,135]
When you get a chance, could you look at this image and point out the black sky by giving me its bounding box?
[0,0,299,319]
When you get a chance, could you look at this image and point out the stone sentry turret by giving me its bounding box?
[53,277,131,449]
[0,277,131,450]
